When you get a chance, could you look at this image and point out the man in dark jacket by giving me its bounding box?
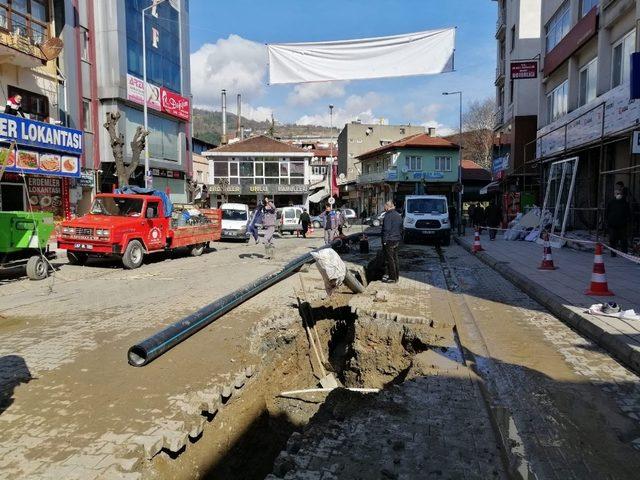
[606,189,631,256]
[381,200,402,283]
[485,200,502,241]
[299,208,311,238]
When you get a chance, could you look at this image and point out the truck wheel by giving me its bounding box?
[26,255,48,280]
[67,251,88,266]
[190,243,205,256]
[122,240,144,269]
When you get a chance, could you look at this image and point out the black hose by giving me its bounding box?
[127,232,374,367]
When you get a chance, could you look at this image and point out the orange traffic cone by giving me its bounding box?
[538,232,557,270]
[472,228,484,253]
[585,243,614,296]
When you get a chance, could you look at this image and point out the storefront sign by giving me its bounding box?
[566,104,603,149]
[492,155,509,174]
[127,74,161,111]
[510,61,537,79]
[161,88,190,120]
[1,145,80,178]
[26,175,66,219]
[151,167,186,179]
[209,183,308,195]
[0,113,83,154]
[78,171,95,188]
[424,172,445,179]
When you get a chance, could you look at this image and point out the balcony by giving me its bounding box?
[495,61,505,85]
[0,5,49,68]
[495,14,506,39]
[357,171,391,185]
[494,106,504,128]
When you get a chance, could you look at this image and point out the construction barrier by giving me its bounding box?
[585,243,614,296]
[538,232,557,270]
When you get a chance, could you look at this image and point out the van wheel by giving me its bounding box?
[122,240,144,269]
[67,251,88,266]
[26,255,48,280]
[190,243,205,256]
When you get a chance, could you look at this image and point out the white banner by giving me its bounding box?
[267,28,456,85]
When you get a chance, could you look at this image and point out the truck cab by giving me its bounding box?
[402,195,451,245]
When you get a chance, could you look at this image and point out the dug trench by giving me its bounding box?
[142,246,468,480]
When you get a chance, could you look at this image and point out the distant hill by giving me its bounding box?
[192,108,336,145]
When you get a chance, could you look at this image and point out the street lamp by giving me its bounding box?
[328,104,334,207]
[141,0,181,188]
[442,91,463,235]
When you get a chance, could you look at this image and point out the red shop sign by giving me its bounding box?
[510,61,538,79]
[161,88,190,121]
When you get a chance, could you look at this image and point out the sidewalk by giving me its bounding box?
[456,233,640,374]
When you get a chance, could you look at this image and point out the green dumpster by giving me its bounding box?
[0,211,56,280]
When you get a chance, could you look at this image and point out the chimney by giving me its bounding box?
[236,94,243,141]
[221,89,228,145]
[428,127,436,137]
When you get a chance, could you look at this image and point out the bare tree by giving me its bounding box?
[103,111,149,187]
[452,98,496,171]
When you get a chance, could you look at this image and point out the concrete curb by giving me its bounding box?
[454,236,640,376]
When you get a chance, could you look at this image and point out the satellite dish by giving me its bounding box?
[338,173,346,180]
[401,167,409,174]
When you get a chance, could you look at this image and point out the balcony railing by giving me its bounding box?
[495,14,506,38]
[495,106,504,128]
[495,61,505,84]
[357,171,390,184]
[0,4,49,60]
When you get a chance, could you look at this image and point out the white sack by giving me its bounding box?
[311,249,346,297]
[268,28,455,85]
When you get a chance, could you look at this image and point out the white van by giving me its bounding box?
[402,195,451,245]
[220,203,250,241]
[277,205,303,234]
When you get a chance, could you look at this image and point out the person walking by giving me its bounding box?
[360,208,368,224]
[320,204,338,244]
[299,208,311,238]
[381,200,402,284]
[262,196,277,246]
[247,204,263,244]
[485,199,502,241]
[606,188,631,256]
[474,202,485,234]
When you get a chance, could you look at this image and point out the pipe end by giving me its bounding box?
[128,346,148,367]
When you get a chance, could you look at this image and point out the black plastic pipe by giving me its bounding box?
[128,232,373,367]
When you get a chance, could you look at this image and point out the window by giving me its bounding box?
[7,85,48,121]
[580,0,597,17]
[265,162,279,177]
[290,162,304,177]
[239,161,253,177]
[80,28,90,61]
[279,161,289,177]
[213,162,228,178]
[509,79,514,104]
[510,25,516,52]
[405,156,422,171]
[579,58,597,106]
[0,0,48,45]
[612,30,635,88]
[146,202,159,218]
[82,99,92,132]
[547,80,568,122]
[435,156,452,172]
[546,2,570,53]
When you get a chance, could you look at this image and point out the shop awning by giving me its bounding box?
[479,181,500,195]
[308,188,330,204]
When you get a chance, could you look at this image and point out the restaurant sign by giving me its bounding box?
[210,183,308,195]
[0,113,83,154]
[127,74,190,121]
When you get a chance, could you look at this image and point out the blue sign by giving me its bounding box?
[412,171,423,180]
[492,155,509,174]
[386,170,398,181]
[0,113,83,155]
[424,172,445,179]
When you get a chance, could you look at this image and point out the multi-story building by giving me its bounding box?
[94,0,191,202]
[356,130,460,215]
[492,0,542,199]
[204,135,313,209]
[534,0,639,232]
[338,121,424,208]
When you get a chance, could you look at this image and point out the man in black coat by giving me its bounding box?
[381,200,402,283]
[606,189,631,256]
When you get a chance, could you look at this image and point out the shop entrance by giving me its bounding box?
[0,183,25,211]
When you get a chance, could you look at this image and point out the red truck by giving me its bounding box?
[57,193,221,269]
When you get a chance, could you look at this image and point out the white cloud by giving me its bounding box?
[241,103,273,122]
[190,35,267,109]
[287,82,348,106]
[295,92,384,127]
[400,102,455,136]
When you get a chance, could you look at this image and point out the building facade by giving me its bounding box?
[534,0,639,233]
[492,0,542,198]
[204,135,313,209]
[356,132,460,215]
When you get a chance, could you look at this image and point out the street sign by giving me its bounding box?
[633,131,640,154]
[328,197,335,205]
[510,61,537,79]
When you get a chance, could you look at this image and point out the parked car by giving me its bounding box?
[402,195,451,245]
[310,215,323,229]
[221,203,250,241]
[339,208,357,223]
[277,206,303,234]
[365,211,385,227]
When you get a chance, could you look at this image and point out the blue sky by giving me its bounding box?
[189,0,497,132]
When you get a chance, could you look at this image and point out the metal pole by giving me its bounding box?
[458,92,463,235]
[142,5,150,188]
[329,104,334,208]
